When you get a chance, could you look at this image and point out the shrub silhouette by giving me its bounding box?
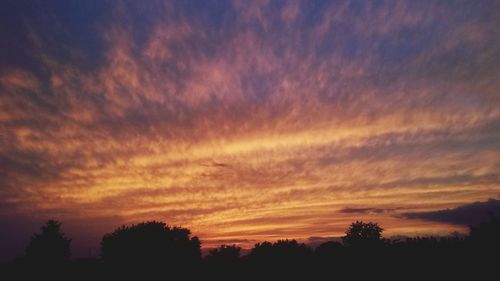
[25,219,71,263]
[100,221,201,267]
[204,244,242,276]
[249,239,312,265]
[205,244,241,264]
[342,220,383,248]
[315,241,345,259]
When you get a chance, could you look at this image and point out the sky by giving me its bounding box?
[0,0,499,260]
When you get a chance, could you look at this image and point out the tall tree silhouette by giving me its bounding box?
[100,221,201,267]
[25,219,71,263]
[342,221,383,248]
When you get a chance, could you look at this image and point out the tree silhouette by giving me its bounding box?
[25,219,71,263]
[204,244,242,276]
[249,239,312,265]
[469,212,500,248]
[315,241,345,258]
[342,221,383,248]
[205,244,241,264]
[100,221,201,267]
[3,218,498,278]
[246,239,313,278]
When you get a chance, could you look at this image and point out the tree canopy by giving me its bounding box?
[25,219,71,263]
[342,221,384,248]
[100,221,201,267]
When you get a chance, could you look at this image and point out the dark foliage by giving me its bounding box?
[469,212,500,246]
[100,221,201,268]
[204,244,242,277]
[314,240,345,260]
[342,220,384,248]
[25,220,71,263]
[205,244,241,264]
[249,239,312,261]
[247,239,313,271]
[2,216,500,279]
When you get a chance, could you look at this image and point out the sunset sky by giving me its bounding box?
[1,0,499,260]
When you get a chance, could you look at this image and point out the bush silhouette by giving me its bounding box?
[315,241,345,258]
[204,244,242,276]
[100,221,201,267]
[342,221,384,248]
[249,239,312,265]
[25,219,71,263]
[205,244,241,264]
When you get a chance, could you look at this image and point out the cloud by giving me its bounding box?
[339,207,397,214]
[305,236,342,248]
[402,199,500,226]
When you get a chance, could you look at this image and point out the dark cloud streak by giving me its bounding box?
[403,199,500,226]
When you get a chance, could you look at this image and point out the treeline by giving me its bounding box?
[2,217,499,279]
